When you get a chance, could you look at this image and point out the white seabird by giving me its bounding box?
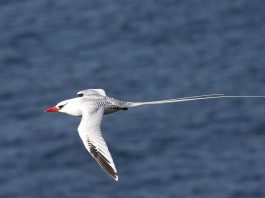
[45,89,265,181]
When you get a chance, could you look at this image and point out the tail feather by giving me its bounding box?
[128,94,265,107]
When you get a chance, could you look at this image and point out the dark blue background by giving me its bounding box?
[1,0,265,197]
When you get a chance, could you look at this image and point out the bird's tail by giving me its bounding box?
[126,94,265,107]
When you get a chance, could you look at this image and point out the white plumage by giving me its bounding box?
[78,105,118,181]
[45,89,265,181]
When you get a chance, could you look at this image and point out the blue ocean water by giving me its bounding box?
[1,0,265,197]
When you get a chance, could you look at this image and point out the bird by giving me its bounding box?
[44,89,265,181]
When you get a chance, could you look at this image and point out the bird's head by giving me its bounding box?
[44,98,82,116]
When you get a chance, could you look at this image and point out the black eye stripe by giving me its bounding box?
[58,102,68,109]
[77,93,84,97]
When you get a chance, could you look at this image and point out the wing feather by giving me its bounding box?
[78,106,118,181]
[77,89,106,97]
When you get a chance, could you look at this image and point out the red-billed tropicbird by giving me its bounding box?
[44,89,265,181]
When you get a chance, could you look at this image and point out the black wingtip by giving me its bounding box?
[114,175,119,181]
[95,154,118,181]
[88,140,118,181]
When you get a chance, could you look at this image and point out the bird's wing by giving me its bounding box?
[77,89,106,97]
[77,105,118,181]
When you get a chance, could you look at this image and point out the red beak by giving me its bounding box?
[44,106,60,113]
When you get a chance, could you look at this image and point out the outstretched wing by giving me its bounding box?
[77,106,118,181]
[77,89,106,97]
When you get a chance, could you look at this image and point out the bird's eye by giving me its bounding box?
[77,93,84,97]
[58,105,64,109]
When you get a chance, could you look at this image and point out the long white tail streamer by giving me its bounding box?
[130,94,265,107]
